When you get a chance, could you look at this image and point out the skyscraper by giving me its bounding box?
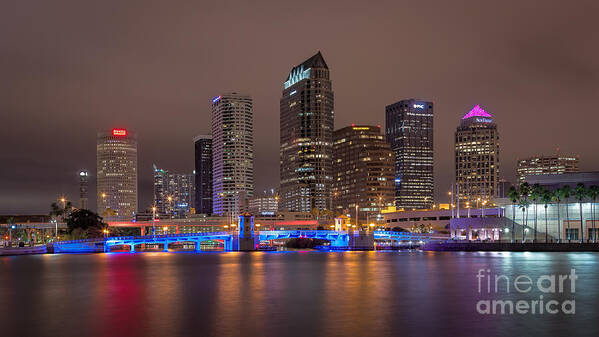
[455,105,499,203]
[280,51,334,212]
[517,154,579,183]
[211,93,254,217]
[78,170,89,210]
[153,164,194,218]
[332,125,395,219]
[385,99,434,209]
[194,135,212,215]
[97,128,137,221]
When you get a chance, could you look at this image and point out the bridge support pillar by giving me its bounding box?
[130,244,136,253]
[163,242,169,252]
[237,214,257,251]
[195,240,202,252]
[225,237,234,251]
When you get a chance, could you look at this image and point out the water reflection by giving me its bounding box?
[1,251,599,337]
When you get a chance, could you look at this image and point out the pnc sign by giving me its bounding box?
[112,129,127,136]
[413,104,425,109]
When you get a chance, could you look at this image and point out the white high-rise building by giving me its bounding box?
[97,128,138,221]
[211,93,254,217]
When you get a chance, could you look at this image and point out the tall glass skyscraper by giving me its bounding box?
[96,128,137,221]
[211,93,254,217]
[194,135,212,215]
[280,51,334,212]
[385,99,434,209]
[455,105,499,203]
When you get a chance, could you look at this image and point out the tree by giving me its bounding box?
[561,185,572,242]
[508,186,519,243]
[530,184,542,242]
[64,209,106,239]
[553,189,564,243]
[49,201,73,220]
[587,185,599,243]
[575,183,587,243]
[540,189,553,243]
[518,183,531,243]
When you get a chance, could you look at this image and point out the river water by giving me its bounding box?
[1,251,598,337]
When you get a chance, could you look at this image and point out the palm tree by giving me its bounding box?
[588,185,599,243]
[561,185,572,242]
[508,186,519,243]
[530,184,542,242]
[575,183,587,243]
[49,201,73,221]
[553,189,564,243]
[519,183,531,243]
[541,189,552,243]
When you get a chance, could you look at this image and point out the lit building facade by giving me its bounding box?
[249,190,279,216]
[97,129,137,221]
[78,170,89,210]
[454,105,499,204]
[280,51,334,212]
[498,172,599,242]
[332,125,395,220]
[385,99,434,209]
[153,164,194,218]
[517,154,579,183]
[194,135,212,215]
[211,93,254,217]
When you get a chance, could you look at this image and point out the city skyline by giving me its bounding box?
[1,1,598,214]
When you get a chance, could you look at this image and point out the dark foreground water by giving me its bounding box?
[1,251,598,337]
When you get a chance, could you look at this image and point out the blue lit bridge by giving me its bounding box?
[52,230,448,253]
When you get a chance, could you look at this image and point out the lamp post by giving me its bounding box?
[167,196,173,219]
[448,191,454,218]
[152,206,157,237]
[355,204,359,230]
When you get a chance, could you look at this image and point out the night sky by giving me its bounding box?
[1,0,598,214]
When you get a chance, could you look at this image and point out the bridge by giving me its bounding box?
[52,230,448,253]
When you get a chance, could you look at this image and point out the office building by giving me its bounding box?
[211,93,254,217]
[280,51,334,212]
[455,105,499,203]
[385,99,434,209]
[194,135,212,215]
[78,170,89,210]
[332,125,395,220]
[248,190,279,216]
[97,128,137,221]
[517,154,579,183]
[153,164,194,218]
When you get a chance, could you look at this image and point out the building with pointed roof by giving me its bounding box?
[454,105,499,204]
[280,51,334,212]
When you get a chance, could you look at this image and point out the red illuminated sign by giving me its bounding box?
[112,129,127,136]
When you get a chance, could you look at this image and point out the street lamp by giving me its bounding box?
[152,206,157,237]
[167,196,173,219]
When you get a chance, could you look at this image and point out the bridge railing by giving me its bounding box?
[55,231,232,245]
[105,231,231,242]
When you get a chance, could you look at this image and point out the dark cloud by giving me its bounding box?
[1,0,598,213]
